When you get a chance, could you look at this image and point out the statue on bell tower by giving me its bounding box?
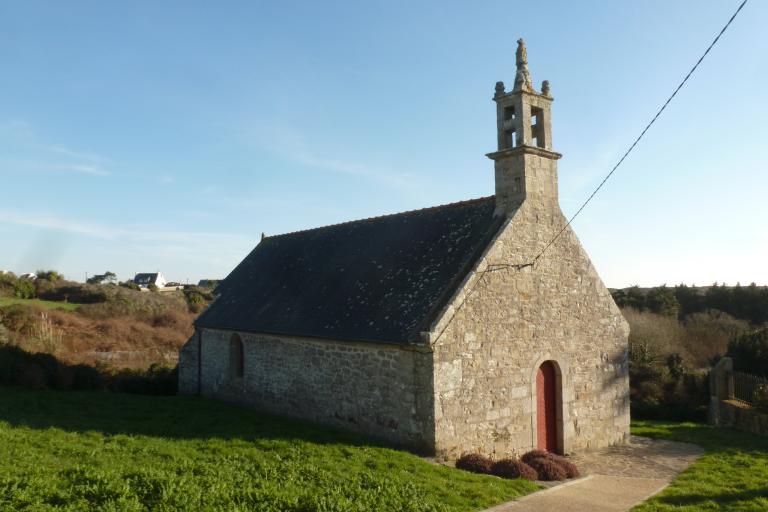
[487,39,562,216]
[513,38,534,93]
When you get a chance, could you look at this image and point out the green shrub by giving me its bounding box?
[753,384,768,412]
[35,270,63,281]
[182,288,207,313]
[0,273,18,298]
[37,283,107,304]
[119,280,140,291]
[13,279,35,299]
[728,328,768,377]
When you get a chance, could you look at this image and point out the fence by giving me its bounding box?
[710,357,768,436]
[733,371,768,406]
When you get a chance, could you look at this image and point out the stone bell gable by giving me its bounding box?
[423,39,629,457]
[179,39,629,457]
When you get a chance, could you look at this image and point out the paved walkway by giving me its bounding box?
[484,436,704,512]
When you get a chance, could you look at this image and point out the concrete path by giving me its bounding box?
[483,436,704,512]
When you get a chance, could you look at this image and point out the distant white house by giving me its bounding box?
[133,272,167,289]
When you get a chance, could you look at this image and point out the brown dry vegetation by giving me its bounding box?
[624,307,749,370]
[0,284,196,371]
[623,306,752,420]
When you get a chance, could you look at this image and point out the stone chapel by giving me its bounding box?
[179,40,630,457]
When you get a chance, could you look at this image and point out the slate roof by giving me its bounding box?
[195,196,504,344]
[134,273,161,285]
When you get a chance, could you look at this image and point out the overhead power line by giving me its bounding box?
[430,1,749,345]
[530,0,749,266]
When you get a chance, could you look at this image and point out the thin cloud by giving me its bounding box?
[0,209,252,246]
[0,119,112,179]
[246,123,419,190]
[293,153,415,189]
[55,164,110,177]
[43,144,105,163]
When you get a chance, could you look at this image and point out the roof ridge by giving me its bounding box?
[265,195,496,240]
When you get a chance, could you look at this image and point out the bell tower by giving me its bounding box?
[487,39,562,216]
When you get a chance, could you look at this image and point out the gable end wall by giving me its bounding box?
[430,198,630,458]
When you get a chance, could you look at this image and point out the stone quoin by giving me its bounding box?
[179,39,630,457]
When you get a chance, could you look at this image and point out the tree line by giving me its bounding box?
[612,283,768,324]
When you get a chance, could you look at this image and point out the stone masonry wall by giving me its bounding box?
[189,329,435,451]
[178,332,200,395]
[428,154,630,458]
[717,399,768,437]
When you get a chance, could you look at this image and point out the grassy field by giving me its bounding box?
[0,297,80,311]
[632,420,768,511]
[0,387,537,511]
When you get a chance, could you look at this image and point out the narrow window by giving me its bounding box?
[501,106,516,149]
[514,176,522,193]
[531,107,545,148]
[230,333,244,379]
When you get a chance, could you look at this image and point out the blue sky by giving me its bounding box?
[1,1,766,287]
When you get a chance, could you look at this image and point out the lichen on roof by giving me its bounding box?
[196,196,503,344]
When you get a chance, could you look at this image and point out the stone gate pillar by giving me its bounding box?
[709,357,734,425]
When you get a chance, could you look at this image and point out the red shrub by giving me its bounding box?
[556,458,580,478]
[490,458,539,481]
[525,457,568,481]
[521,450,580,479]
[520,449,550,465]
[455,453,493,474]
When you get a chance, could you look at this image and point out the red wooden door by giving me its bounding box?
[536,361,558,452]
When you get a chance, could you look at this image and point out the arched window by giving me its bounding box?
[229,333,244,379]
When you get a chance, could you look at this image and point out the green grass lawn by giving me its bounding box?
[632,420,768,511]
[0,297,80,311]
[0,387,537,511]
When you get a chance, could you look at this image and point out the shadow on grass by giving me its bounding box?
[0,344,177,395]
[0,344,407,452]
[0,385,390,450]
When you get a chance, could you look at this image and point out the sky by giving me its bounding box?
[1,0,766,287]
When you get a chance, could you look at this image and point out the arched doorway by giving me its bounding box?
[536,360,558,452]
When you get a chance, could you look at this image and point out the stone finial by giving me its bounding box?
[261,232,266,241]
[513,38,534,92]
[494,81,505,97]
[541,80,551,97]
